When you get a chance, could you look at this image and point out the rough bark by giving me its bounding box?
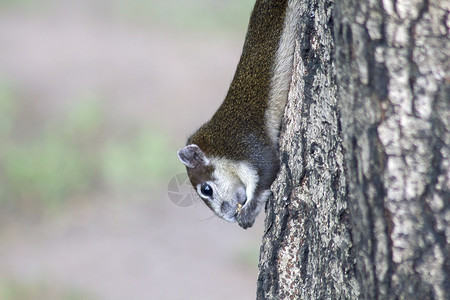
[257,0,449,299]
[257,1,357,299]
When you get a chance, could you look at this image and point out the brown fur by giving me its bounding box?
[188,0,288,161]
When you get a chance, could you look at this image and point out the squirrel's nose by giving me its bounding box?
[221,201,232,214]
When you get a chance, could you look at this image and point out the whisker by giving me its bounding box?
[197,214,217,223]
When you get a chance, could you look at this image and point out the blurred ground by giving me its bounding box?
[0,1,266,299]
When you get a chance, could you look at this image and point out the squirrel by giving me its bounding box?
[178,0,299,229]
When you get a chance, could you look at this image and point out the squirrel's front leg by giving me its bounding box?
[237,190,271,229]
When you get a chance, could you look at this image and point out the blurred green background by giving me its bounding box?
[0,1,266,299]
[0,89,180,216]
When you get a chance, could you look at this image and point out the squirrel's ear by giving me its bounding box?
[177,144,210,168]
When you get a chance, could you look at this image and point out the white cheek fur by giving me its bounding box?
[234,162,259,206]
[210,157,259,207]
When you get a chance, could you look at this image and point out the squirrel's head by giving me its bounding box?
[177,144,258,223]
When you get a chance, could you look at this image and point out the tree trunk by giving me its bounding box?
[257,0,449,299]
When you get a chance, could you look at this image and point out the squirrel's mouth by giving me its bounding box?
[236,203,243,213]
[235,189,247,214]
[235,197,247,214]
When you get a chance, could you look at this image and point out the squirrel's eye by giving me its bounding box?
[200,183,213,197]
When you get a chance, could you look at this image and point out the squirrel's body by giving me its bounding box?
[178,0,299,228]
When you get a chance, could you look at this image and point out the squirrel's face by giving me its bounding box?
[178,144,258,223]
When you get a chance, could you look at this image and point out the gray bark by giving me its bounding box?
[257,0,449,299]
